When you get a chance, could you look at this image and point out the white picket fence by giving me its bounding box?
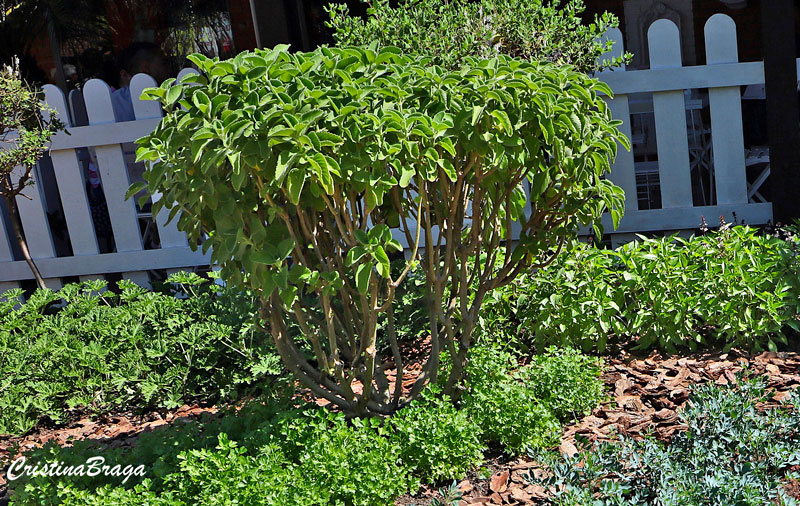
[594,14,772,243]
[0,14,779,291]
[0,69,210,294]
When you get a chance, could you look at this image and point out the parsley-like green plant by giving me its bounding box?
[134,45,627,416]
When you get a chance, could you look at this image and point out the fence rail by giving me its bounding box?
[0,14,785,290]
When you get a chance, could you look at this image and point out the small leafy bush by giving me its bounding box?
[460,344,603,454]
[389,386,486,482]
[528,375,800,505]
[326,0,628,73]
[0,273,280,435]
[482,226,800,354]
[520,346,606,421]
[136,44,626,415]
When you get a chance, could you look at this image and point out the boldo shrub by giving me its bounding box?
[134,44,627,416]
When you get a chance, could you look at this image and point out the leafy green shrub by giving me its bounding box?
[389,386,486,482]
[528,375,800,505]
[483,227,800,354]
[136,45,626,415]
[459,344,602,454]
[521,346,606,421]
[0,273,280,435]
[326,0,628,72]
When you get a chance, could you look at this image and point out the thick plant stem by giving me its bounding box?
[4,195,46,290]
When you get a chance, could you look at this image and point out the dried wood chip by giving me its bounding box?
[490,471,509,493]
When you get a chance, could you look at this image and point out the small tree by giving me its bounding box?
[0,59,63,289]
[134,46,626,416]
[326,0,630,73]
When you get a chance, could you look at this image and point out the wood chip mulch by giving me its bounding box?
[410,350,800,506]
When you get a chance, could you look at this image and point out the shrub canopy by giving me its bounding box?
[135,45,626,415]
[326,0,628,72]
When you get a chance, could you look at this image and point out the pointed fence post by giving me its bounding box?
[649,19,693,209]
[84,79,149,287]
[598,28,637,214]
[705,14,748,205]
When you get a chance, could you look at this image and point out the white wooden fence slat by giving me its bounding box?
[594,202,772,234]
[0,247,210,281]
[130,74,188,249]
[50,149,99,256]
[11,166,63,290]
[83,79,143,253]
[0,204,15,264]
[130,74,162,119]
[12,166,57,258]
[83,79,150,288]
[598,28,638,212]
[705,14,748,205]
[648,19,693,208]
[600,61,765,95]
[48,119,161,151]
[0,202,19,295]
[44,85,100,256]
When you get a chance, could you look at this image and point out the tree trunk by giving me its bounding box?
[4,195,46,290]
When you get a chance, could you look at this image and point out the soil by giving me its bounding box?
[1,348,798,505]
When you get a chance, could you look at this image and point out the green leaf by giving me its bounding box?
[286,169,305,205]
[373,246,391,278]
[355,263,372,294]
[125,182,147,201]
[275,151,299,184]
[166,85,183,106]
[490,110,512,133]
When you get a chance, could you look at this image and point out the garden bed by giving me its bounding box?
[408,349,800,505]
[2,348,798,505]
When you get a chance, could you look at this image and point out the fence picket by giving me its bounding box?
[131,74,189,249]
[598,28,638,212]
[11,165,62,290]
[43,85,100,257]
[83,79,149,287]
[648,19,693,208]
[0,204,19,294]
[705,14,748,205]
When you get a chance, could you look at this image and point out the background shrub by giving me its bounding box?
[326,0,628,72]
[481,227,800,354]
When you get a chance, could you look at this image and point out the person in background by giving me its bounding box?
[112,42,171,122]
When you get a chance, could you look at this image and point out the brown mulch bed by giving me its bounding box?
[408,349,800,506]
